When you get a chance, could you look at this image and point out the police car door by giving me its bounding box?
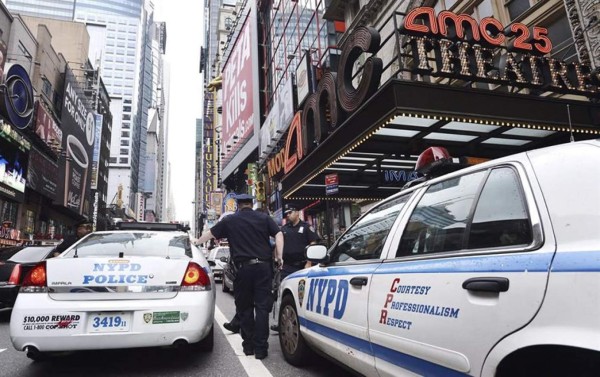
[368,165,554,377]
[303,195,412,377]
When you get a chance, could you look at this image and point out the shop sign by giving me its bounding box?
[296,52,312,106]
[210,190,223,216]
[202,130,215,213]
[136,192,145,222]
[325,173,339,195]
[402,7,599,97]
[34,101,63,153]
[57,68,96,216]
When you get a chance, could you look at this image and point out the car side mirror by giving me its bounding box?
[220,256,228,263]
[306,244,328,263]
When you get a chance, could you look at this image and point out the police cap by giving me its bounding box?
[235,193,255,202]
[283,203,300,215]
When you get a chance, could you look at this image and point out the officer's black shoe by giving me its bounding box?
[270,324,279,332]
[243,347,254,356]
[255,352,268,360]
[223,322,240,334]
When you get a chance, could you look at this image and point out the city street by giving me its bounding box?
[0,286,353,377]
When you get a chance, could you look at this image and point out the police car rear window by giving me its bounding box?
[62,232,193,259]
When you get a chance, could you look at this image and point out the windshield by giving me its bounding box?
[62,231,193,259]
[210,247,229,260]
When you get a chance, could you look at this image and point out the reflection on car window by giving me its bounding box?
[397,167,532,257]
[8,246,55,263]
[330,195,410,262]
[62,232,192,258]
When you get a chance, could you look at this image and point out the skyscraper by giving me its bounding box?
[6,0,160,216]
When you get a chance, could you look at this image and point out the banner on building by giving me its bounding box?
[27,147,58,199]
[91,114,103,190]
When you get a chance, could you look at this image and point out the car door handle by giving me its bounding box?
[350,277,368,286]
[462,277,509,293]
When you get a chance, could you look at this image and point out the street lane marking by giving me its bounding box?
[0,349,6,353]
[214,307,273,377]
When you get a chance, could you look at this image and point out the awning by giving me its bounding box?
[281,79,600,202]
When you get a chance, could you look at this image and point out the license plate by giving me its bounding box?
[88,312,131,333]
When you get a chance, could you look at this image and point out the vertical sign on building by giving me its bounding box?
[136,192,145,221]
[325,173,339,195]
[91,114,103,190]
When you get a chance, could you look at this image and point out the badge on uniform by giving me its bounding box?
[298,226,304,234]
[298,279,306,307]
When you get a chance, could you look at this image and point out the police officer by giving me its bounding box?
[280,203,319,279]
[53,219,93,256]
[196,193,283,360]
[271,203,319,332]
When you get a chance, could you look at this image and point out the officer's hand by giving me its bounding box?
[304,261,312,269]
[275,258,283,270]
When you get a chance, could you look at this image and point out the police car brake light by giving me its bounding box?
[181,262,211,291]
[20,262,48,293]
[8,264,21,285]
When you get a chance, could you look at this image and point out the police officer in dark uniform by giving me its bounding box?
[270,203,319,332]
[53,219,93,256]
[195,194,283,360]
[280,203,319,280]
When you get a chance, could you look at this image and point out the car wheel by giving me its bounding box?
[279,294,313,366]
[222,280,230,293]
[194,325,214,352]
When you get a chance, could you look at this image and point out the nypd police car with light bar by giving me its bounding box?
[9,222,215,360]
[277,140,600,377]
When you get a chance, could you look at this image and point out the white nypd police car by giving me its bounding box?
[277,140,600,377]
[10,222,215,360]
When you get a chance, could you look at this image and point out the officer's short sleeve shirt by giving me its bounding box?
[282,221,319,263]
[210,208,280,262]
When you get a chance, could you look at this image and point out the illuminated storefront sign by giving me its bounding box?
[402,7,599,96]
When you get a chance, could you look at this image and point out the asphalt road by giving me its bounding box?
[0,285,355,377]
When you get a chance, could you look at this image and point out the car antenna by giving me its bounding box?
[73,248,78,258]
[567,104,574,143]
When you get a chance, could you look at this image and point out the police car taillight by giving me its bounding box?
[20,262,48,293]
[180,262,211,291]
[8,264,21,285]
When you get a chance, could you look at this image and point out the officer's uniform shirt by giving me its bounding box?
[210,208,280,262]
[281,220,319,265]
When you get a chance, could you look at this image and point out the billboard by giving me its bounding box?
[57,68,96,216]
[221,11,255,163]
[27,147,58,199]
[34,101,63,152]
[0,129,28,202]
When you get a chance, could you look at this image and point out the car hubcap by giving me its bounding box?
[280,304,299,354]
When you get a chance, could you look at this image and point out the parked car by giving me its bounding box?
[277,140,600,377]
[10,222,215,361]
[0,245,58,311]
[221,256,235,293]
[207,246,229,282]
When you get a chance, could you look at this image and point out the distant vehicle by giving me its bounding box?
[0,245,58,311]
[278,141,600,377]
[221,256,235,293]
[10,222,215,361]
[207,246,229,282]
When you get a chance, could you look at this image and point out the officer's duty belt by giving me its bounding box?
[236,258,271,268]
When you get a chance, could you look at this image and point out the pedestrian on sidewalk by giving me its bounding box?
[196,194,283,360]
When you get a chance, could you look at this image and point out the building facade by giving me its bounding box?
[206,0,600,246]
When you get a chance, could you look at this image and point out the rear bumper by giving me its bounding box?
[10,291,215,352]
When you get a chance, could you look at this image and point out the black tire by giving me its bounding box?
[194,325,214,352]
[222,280,230,293]
[279,294,313,366]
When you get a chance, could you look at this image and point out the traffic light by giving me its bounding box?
[255,181,265,201]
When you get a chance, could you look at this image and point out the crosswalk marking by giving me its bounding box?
[214,307,273,377]
[0,349,6,353]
